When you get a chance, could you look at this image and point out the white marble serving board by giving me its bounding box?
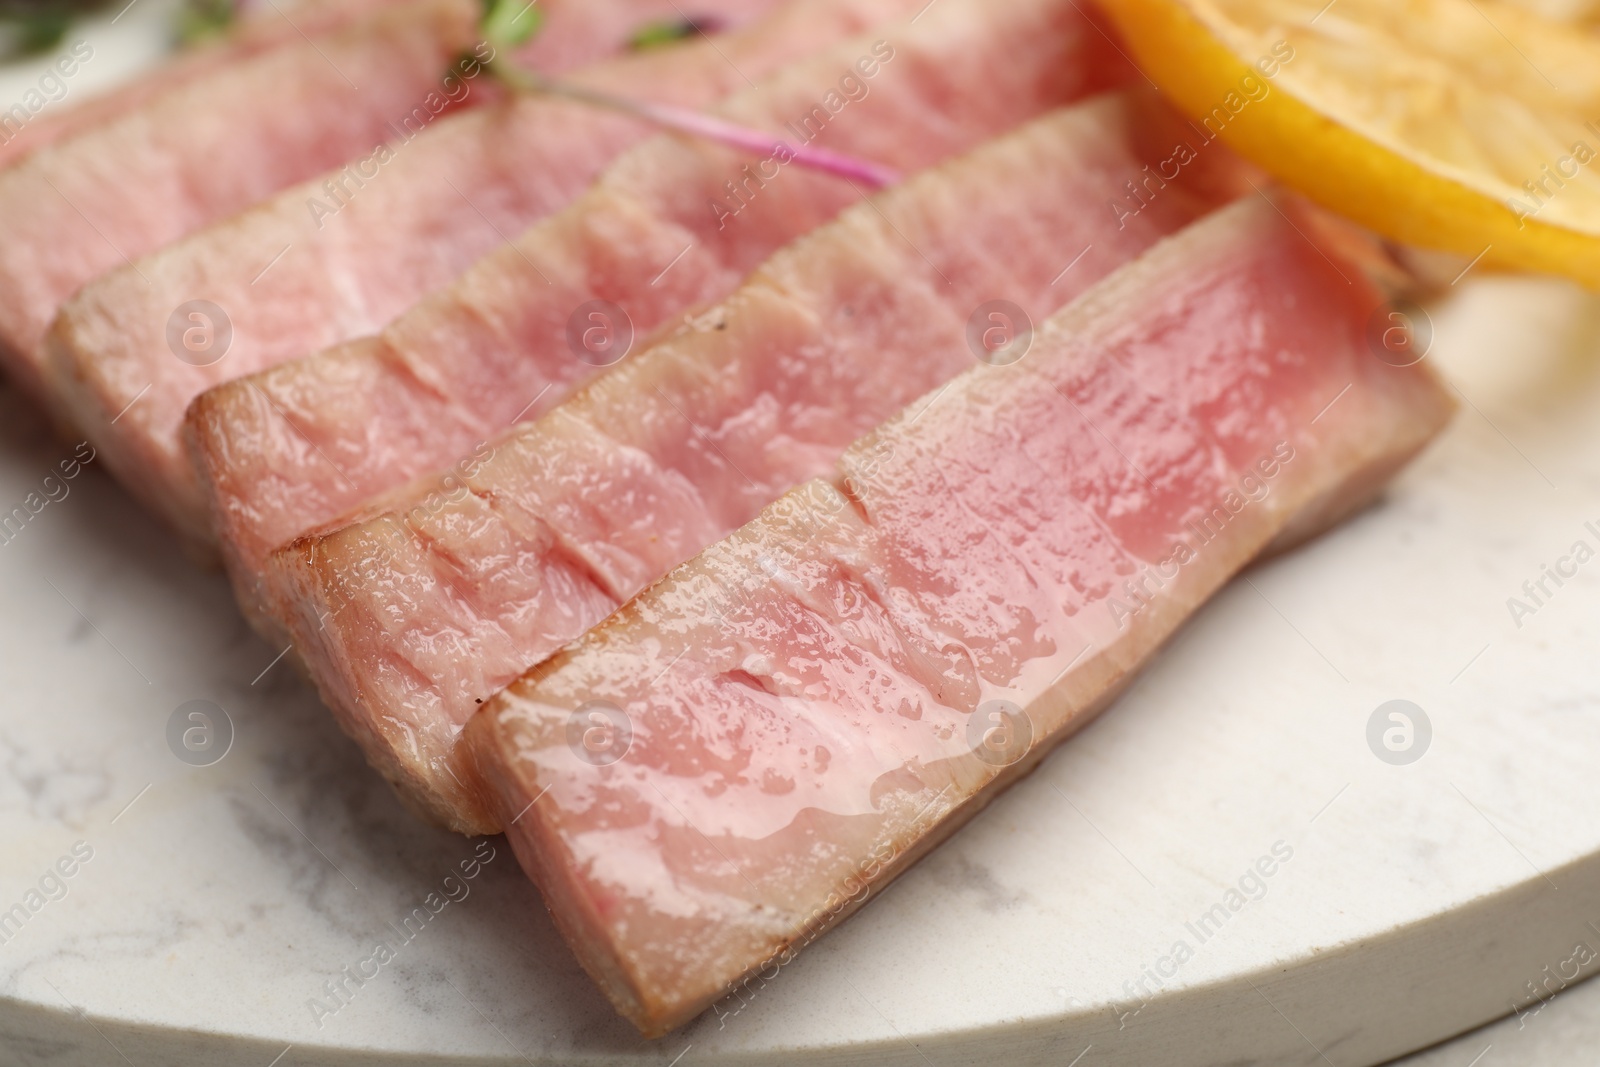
[7,9,1600,1067]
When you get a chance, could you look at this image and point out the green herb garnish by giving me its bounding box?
[0,1,111,58]
[628,18,701,51]
[482,0,543,49]
[177,0,236,45]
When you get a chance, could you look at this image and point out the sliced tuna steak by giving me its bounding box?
[46,0,867,550]
[271,92,1255,833]
[0,0,410,170]
[189,0,1136,638]
[465,194,1457,1035]
[0,0,743,171]
[0,0,486,405]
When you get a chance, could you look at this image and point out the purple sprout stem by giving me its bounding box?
[501,66,902,189]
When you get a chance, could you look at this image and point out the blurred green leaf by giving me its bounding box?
[0,0,109,12]
[482,0,543,48]
[627,18,707,51]
[177,0,235,44]
[0,0,114,59]
[9,11,69,53]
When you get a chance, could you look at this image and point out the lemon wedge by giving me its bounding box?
[1505,0,1600,23]
[1097,0,1600,287]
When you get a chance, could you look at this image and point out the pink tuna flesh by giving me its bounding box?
[188,0,1135,637]
[466,193,1457,1036]
[0,0,485,404]
[0,0,430,171]
[45,0,859,551]
[270,90,1256,833]
[0,0,779,172]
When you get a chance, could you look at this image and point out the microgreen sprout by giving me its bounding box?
[479,6,899,189]
[481,0,543,49]
[628,16,725,51]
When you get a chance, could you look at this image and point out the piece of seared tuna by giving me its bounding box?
[467,193,1456,1036]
